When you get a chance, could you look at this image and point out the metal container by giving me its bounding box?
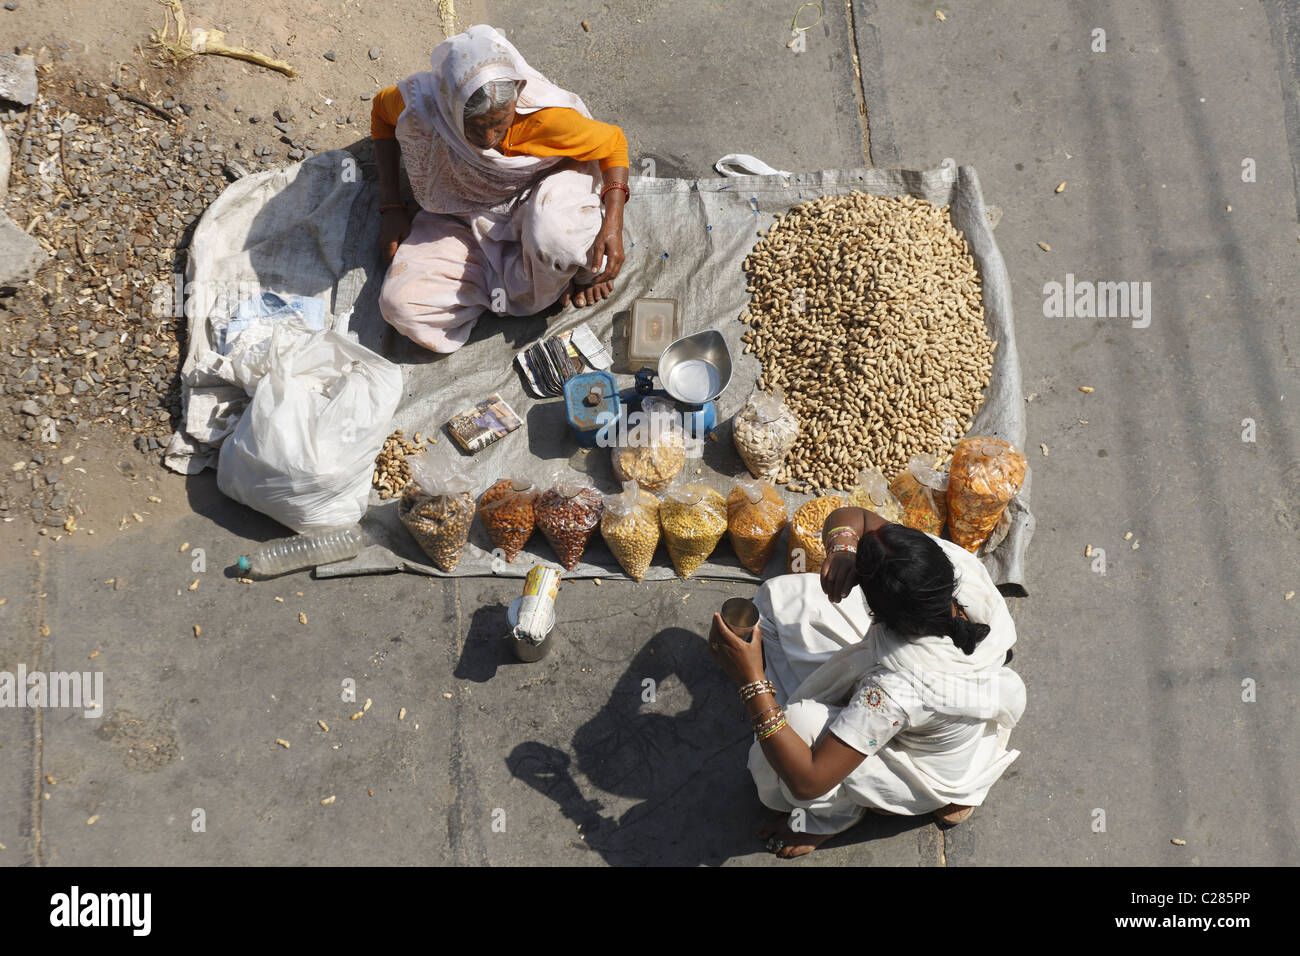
[507,597,555,662]
[720,597,760,641]
[658,330,733,406]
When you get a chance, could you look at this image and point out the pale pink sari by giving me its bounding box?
[379,25,604,353]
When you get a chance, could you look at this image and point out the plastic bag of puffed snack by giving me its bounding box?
[946,437,1027,553]
[787,494,846,574]
[846,467,904,523]
[611,396,688,493]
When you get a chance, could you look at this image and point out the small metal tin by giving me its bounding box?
[507,597,556,662]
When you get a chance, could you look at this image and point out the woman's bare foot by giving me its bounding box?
[563,279,614,308]
[934,803,975,827]
[757,813,834,859]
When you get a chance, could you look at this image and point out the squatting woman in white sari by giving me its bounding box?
[707,505,1026,858]
[371,25,630,352]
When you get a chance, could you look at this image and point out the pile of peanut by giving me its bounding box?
[740,192,995,492]
[373,430,430,500]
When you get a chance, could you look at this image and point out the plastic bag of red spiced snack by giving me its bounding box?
[478,477,538,561]
[535,475,604,570]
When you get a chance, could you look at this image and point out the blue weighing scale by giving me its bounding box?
[564,330,733,445]
[622,367,718,439]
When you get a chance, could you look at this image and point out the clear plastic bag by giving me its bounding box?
[732,387,799,479]
[846,467,904,523]
[610,396,688,493]
[726,479,788,575]
[788,494,846,574]
[600,480,661,581]
[535,476,604,570]
[478,477,538,562]
[398,456,476,572]
[889,454,949,536]
[659,482,728,579]
[946,437,1027,553]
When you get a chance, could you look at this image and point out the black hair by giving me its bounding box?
[854,524,990,654]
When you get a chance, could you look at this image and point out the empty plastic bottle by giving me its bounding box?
[237,525,365,578]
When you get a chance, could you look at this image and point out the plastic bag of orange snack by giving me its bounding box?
[946,438,1026,552]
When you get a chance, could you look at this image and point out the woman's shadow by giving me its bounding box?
[506,625,760,866]
[502,621,937,865]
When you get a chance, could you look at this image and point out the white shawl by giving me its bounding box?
[395,24,593,215]
[759,537,1026,732]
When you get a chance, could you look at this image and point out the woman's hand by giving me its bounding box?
[820,551,858,604]
[589,217,625,285]
[707,612,766,686]
[380,207,411,262]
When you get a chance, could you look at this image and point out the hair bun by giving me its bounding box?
[948,615,992,655]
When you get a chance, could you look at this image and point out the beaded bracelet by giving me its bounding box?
[825,525,857,539]
[828,543,858,555]
[600,182,630,203]
[756,717,788,740]
[749,704,781,722]
[752,711,785,733]
[739,680,776,702]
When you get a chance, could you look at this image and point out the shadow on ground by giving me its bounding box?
[504,625,931,865]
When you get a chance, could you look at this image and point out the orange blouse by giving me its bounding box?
[370,85,630,171]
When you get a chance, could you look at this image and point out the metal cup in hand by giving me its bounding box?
[720,598,760,642]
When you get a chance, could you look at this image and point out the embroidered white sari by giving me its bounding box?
[747,535,1027,825]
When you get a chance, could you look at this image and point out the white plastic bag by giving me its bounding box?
[217,325,402,532]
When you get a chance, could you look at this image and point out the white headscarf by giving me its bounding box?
[788,537,1025,728]
[395,24,593,215]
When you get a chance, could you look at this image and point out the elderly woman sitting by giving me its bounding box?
[371,24,630,353]
[708,506,1027,858]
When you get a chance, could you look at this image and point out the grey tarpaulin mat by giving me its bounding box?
[169,151,1034,594]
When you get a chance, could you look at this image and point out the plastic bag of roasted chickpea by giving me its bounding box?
[600,480,661,581]
[399,457,476,572]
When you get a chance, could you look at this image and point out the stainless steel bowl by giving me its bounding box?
[657,330,733,406]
